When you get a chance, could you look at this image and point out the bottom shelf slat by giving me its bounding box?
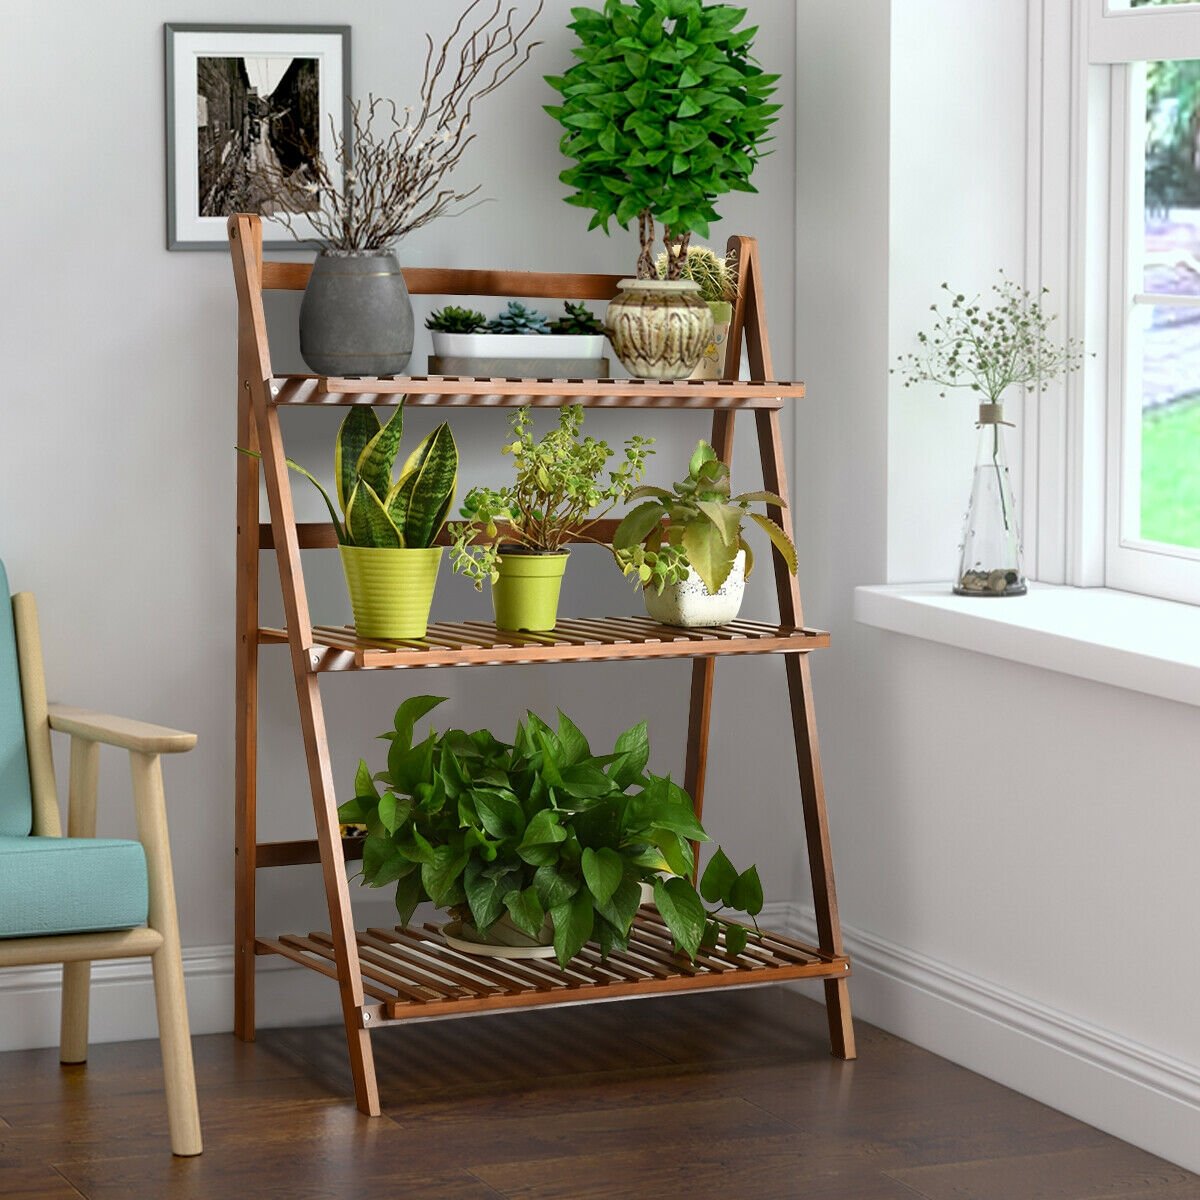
[256,910,849,1025]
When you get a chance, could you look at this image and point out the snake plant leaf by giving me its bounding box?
[747,512,798,576]
[682,519,738,595]
[345,480,404,549]
[334,408,380,513]
[277,455,348,544]
[355,407,405,503]
[696,499,741,547]
[400,423,459,548]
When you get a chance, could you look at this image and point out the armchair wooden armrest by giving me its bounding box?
[47,705,197,755]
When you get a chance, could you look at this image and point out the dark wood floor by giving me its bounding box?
[0,987,1195,1199]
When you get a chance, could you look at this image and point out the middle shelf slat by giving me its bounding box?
[258,615,829,670]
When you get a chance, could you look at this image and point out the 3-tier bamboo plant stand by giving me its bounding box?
[229,212,855,1115]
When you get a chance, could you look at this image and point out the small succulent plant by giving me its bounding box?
[425,305,488,334]
[655,245,738,305]
[549,301,606,336]
[487,301,552,335]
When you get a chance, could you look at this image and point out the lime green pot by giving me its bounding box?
[491,551,569,632]
[339,545,442,639]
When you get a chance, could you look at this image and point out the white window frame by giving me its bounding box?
[1027,0,1200,604]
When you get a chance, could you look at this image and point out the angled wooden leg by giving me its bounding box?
[60,737,99,1064]
[131,751,203,1155]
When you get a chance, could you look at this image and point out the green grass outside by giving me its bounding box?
[1142,396,1200,548]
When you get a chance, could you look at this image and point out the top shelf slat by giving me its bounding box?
[268,375,804,408]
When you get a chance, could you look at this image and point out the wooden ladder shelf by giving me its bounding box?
[230,213,855,1116]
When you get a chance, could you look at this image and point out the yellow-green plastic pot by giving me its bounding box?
[491,551,569,631]
[339,545,442,639]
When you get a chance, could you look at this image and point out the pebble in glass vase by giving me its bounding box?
[955,402,1026,597]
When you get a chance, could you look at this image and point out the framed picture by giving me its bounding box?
[164,24,350,250]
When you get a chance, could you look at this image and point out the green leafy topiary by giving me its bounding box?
[425,305,488,334]
[487,301,552,335]
[655,244,738,304]
[338,696,765,965]
[549,301,606,336]
[612,439,796,595]
[544,0,780,278]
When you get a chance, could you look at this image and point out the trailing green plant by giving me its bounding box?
[549,301,606,336]
[892,273,1087,407]
[338,695,764,965]
[655,244,738,304]
[545,0,780,278]
[426,305,488,334]
[487,301,552,335]
[448,406,654,586]
[613,440,796,595]
[239,406,458,549]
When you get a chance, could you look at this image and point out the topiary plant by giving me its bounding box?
[239,407,458,549]
[487,301,552,335]
[655,244,738,304]
[545,0,780,279]
[426,305,488,334]
[549,301,606,336]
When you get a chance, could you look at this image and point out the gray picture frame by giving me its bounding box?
[164,23,351,250]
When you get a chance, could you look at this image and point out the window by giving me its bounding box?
[1030,1,1200,603]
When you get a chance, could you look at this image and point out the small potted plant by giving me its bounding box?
[656,245,738,380]
[241,407,457,638]
[448,406,653,631]
[612,440,796,627]
[545,0,778,379]
[426,301,609,376]
[338,696,765,963]
[894,273,1087,596]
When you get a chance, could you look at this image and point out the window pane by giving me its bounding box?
[1134,304,1200,548]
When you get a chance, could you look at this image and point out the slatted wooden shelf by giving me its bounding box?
[258,616,830,670]
[267,374,802,409]
[257,910,849,1025]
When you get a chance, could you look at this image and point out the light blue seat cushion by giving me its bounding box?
[0,561,33,837]
[0,836,148,938]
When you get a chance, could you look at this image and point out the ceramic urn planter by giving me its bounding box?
[605,279,713,379]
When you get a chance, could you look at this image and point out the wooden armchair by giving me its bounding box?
[0,562,201,1156]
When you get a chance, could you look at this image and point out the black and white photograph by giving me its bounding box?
[166,25,349,248]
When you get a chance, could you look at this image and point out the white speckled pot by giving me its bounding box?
[643,550,746,627]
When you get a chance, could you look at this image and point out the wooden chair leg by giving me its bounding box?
[61,737,100,1064]
[59,962,91,1064]
[131,751,202,1156]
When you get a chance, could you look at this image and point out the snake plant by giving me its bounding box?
[243,406,458,549]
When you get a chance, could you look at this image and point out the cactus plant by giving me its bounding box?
[240,406,458,549]
[549,301,606,336]
[655,246,738,305]
[425,305,488,334]
[487,301,552,335]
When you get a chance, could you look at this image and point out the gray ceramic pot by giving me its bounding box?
[299,250,413,377]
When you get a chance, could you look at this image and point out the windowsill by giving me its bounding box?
[854,581,1200,707]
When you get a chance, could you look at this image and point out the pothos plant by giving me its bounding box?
[612,440,797,595]
[545,0,780,278]
[448,406,654,587]
[240,406,458,548]
[337,696,764,965]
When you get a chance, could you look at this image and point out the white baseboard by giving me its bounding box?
[782,904,1200,1175]
[3,900,1197,1175]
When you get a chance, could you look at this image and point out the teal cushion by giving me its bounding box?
[0,836,148,938]
[0,561,33,837]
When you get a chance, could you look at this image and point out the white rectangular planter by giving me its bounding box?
[431,331,608,359]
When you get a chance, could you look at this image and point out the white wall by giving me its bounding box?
[0,0,799,1035]
[798,0,1200,1172]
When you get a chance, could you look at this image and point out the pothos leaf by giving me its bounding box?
[550,888,594,966]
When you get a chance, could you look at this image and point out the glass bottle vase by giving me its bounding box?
[955,403,1026,597]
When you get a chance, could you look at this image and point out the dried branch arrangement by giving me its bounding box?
[264,0,543,251]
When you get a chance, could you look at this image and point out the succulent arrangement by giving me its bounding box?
[487,301,553,335]
[448,406,654,586]
[549,301,606,336]
[338,695,765,965]
[426,306,488,334]
[545,0,779,278]
[242,407,457,549]
[655,245,738,305]
[613,440,796,595]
